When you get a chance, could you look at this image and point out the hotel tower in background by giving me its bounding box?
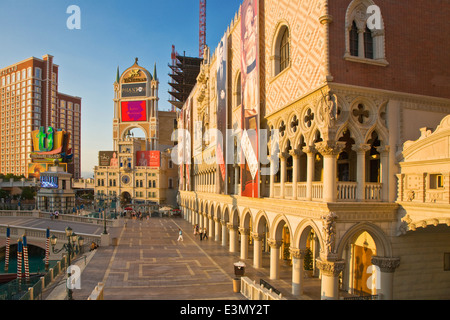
[0,54,81,178]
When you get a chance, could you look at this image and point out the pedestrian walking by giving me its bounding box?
[177,229,183,242]
[203,227,208,240]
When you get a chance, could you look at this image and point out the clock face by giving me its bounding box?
[121,175,130,185]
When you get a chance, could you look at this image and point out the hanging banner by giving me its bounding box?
[240,0,259,198]
[216,32,228,194]
[136,151,161,167]
[121,100,147,122]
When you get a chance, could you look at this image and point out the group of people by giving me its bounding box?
[123,210,147,221]
[50,211,59,220]
[193,224,208,240]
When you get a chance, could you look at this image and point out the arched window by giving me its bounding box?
[236,73,241,107]
[272,24,290,76]
[364,26,374,59]
[345,0,387,66]
[279,28,290,72]
[350,21,359,57]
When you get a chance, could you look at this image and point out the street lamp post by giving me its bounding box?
[50,227,84,300]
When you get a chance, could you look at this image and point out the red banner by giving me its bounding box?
[136,151,160,167]
[121,101,147,122]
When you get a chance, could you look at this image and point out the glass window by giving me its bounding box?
[279,28,290,72]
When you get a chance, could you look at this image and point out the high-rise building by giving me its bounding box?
[0,54,81,178]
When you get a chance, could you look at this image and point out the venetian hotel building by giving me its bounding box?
[0,54,81,178]
[176,0,450,299]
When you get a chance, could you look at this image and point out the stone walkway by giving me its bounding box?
[46,217,321,300]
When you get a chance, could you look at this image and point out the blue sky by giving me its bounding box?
[0,0,242,177]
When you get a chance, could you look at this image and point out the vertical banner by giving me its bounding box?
[178,109,184,190]
[185,98,192,191]
[216,32,228,194]
[240,0,259,198]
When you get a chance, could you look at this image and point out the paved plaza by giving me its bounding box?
[48,216,322,300]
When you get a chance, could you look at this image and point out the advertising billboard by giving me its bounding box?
[28,163,68,179]
[216,32,228,194]
[121,100,147,122]
[98,151,119,167]
[122,83,147,98]
[240,0,260,198]
[136,151,161,168]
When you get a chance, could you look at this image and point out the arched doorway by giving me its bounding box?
[348,231,377,296]
[120,191,132,208]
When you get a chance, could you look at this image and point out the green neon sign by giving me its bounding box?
[36,127,54,152]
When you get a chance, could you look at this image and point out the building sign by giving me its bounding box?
[240,0,260,198]
[136,151,160,167]
[122,68,147,83]
[121,101,147,122]
[98,151,119,167]
[122,83,147,98]
[30,127,72,163]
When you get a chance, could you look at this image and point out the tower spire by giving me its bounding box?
[116,66,120,83]
[153,63,158,81]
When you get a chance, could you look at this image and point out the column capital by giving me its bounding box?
[227,223,238,231]
[376,145,390,154]
[289,248,307,259]
[315,141,346,156]
[238,227,250,235]
[315,259,345,277]
[267,239,283,249]
[289,149,301,158]
[278,151,288,160]
[251,232,264,241]
[213,217,220,223]
[352,143,371,154]
[371,256,400,273]
[302,145,316,154]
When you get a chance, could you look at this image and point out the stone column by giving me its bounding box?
[221,220,228,247]
[315,141,345,203]
[290,248,306,296]
[228,224,239,253]
[268,239,283,280]
[279,152,287,199]
[316,258,346,300]
[208,215,214,239]
[353,144,371,201]
[251,232,263,269]
[377,146,390,202]
[214,217,221,242]
[302,146,315,201]
[289,150,300,199]
[269,156,275,198]
[239,227,250,260]
[371,256,400,300]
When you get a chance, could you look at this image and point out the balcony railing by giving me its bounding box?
[272,182,383,202]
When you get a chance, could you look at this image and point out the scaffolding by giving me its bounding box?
[168,47,203,110]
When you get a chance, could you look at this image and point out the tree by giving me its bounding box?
[21,187,36,200]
